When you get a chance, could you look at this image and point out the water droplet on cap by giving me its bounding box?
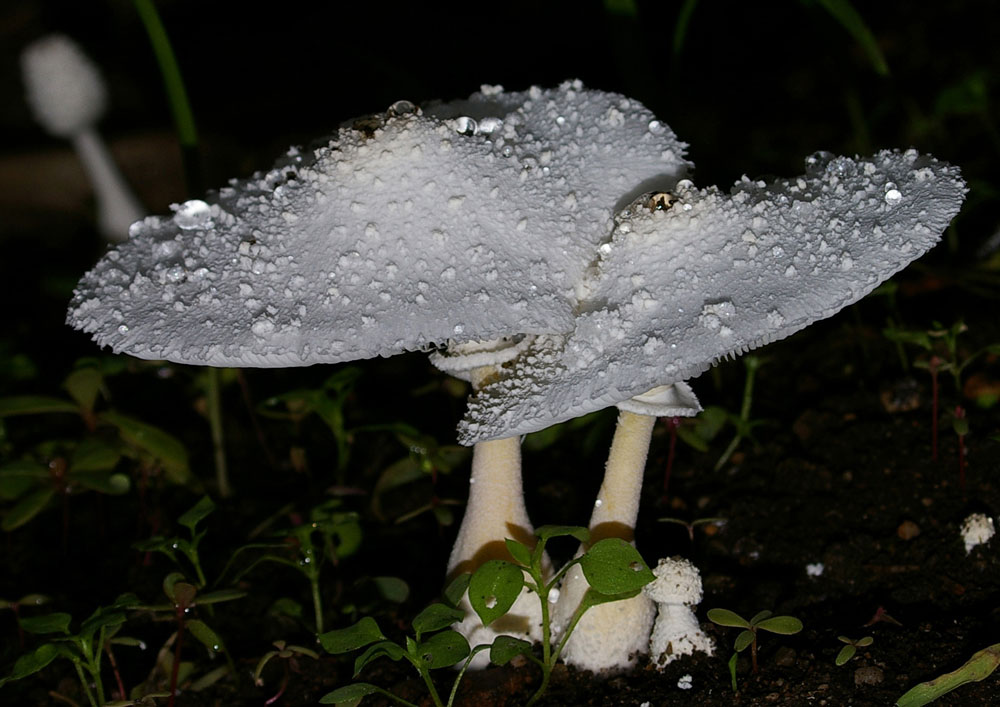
[453,116,477,136]
[173,199,212,230]
[805,151,835,175]
[387,99,418,117]
[478,117,503,134]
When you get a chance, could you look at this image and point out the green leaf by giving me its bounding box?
[99,411,190,484]
[0,396,78,417]
[895,642,1000,707]
[490,635,532,666]
[371,576,409,604]
[756,616,803,635]
[79,608,126,643]
[187,619,225,653]
[412,603,465,637]
[2,487,55,531]
[749,610,773,624]
[319,617,385,654]
[70,438,121,473]
[0,460,48,500]
[816,0,889,76]
[319,683,381,704]
[20,613,72,635]
[734,629,754,653]
[72,471,130,495]
[444,574,471,607]
[535,525,589,544]
[672,0,699,55]
[836,644,856,666]
[196,589,247,605]
[578,539,654,594]
[178,496,215,533]
[269,597,303,619]
[468,560,524,627]
[353,641,405,674]
[415,630,470,670]
[707,608,751,628]
[0,643,60,686]
[504,539,532,566]
[63,367,103,414]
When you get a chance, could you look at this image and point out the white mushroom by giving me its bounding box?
[21,35,144,242]
[66,80,689,657]
[960,513,995,554]
[551,384,700,673]
[644,556,714,667]
[429,338,551,663]
[457,149,964,673]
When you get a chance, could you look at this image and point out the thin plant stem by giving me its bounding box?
[132,0,197,148]
[168,623,184,707]
[311,574,324,634]
[931,358,940,461]
[416,666,445,707]
[206,369,231,498]
[663,416,679,496]
[72,661,98,707]
[104,642,127,701]
[47,691,81,707]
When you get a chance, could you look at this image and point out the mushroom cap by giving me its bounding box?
[67,80,689,367]
[616,382,701,417]
[459,150,966,443]
[644,556,703,605]
[22,34,106,137]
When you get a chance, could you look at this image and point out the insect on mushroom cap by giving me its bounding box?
[67,80,689,368]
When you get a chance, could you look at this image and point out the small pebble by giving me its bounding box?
[897,520,921,540]
[854,666,884,686]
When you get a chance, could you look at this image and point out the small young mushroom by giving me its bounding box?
[21,35,144,242]
[960,512,995,554]
[643,556,714,667]
[551,384,700,673]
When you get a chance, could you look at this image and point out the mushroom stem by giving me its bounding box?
[589,410,656,544]
[551,410,657,673]
[433,340,550,664]
[552,384,701,673]
[72,129,145,242]
[446,433,536,577]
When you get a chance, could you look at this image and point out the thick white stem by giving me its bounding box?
[73,129,144,242]
[553,410,657,673]
[649,603,714,668]
[447,362,548,665]
[447,436,535,576]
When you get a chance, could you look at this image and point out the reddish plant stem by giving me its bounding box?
[12,605,24,650]
[930,357,941,461]
[104,641,127,701]
[169,612,186,707]
[750,635,759,673]
[264,664,289,705]
[955,405,967,491]
[662,416,680,497]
